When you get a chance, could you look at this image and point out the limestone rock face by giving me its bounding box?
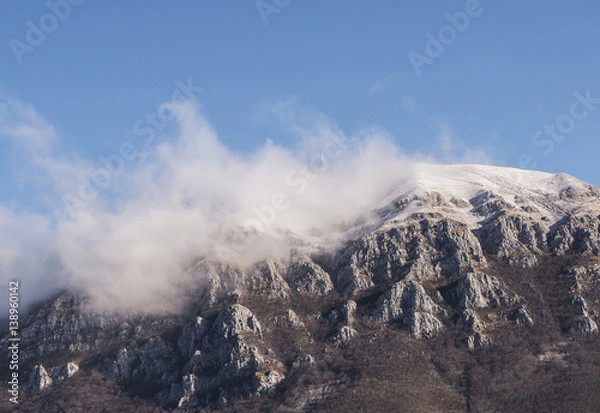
[186,260,246,314]
[570,296,599,334]
[178,316,210,359]
[334,326,358,345]
[477,213,546,267]
[247,259,290,298]
[470,191,515,217]
[286,258,333,294]
[330,300,357,327]
[112,336,180,394]
[49,362,80,381]
[331,300,359,344]
[507,306,534,327]
[466,333,492,350]
[177,304,283,408]
[374,280,444,338]
[549,214,600,256]
[25,362,80,391]
[458,309,486,331]
[334,218,486,294]
[280,309,306,330]
[28,365,52,390]
[13,291,178,362]
[442,272,511,310]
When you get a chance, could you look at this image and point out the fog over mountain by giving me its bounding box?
[3,96,490,313]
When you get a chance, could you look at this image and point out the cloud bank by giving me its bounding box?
[0,95,492,314]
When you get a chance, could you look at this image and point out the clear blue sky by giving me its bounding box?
[1,0,599,210]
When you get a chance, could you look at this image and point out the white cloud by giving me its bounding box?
[0,96,498,314]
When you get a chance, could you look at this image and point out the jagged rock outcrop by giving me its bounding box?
[570,296,599,334]
[507,305,534,327]
[280,309,306,330]
[441,272,512,310]
[112,336,180,400]
[11,291,179,362]
[477,212,546,267]
[178,316,210,359]
[99,304,286,408]
[470,191,515,217]
[28,365,53,390]
[247,259,290,298]
[331,301,358,345]
[286,258,333,294]
[330,300,357,327]
[466,333,492,350]
[24,361,80,391]
[177,304,283,408]
[548,214,600,256]
[374,280,444,338]
[458,309,486,331]
[334,218,486,294]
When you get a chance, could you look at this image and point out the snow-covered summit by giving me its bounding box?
[376,163,600,230]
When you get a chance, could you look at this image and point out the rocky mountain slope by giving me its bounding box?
[2,164,600,412]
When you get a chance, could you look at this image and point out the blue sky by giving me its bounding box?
[1,0,599,209]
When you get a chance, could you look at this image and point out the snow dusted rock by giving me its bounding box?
[470,191,515,217]
[477,212,546,267]
[286,258,333,294]
[374,280,444,338]
[442,272,511,310]
[375,280,441,322]
[334,218,486,294]
[6,164,600,411]
[549,214,600,256]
